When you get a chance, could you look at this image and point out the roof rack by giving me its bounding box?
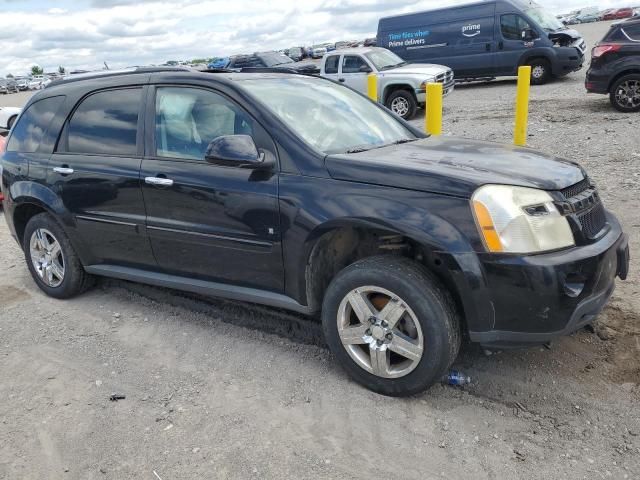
[49,66,193,87]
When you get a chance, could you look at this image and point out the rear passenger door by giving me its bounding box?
[323,54,341,82]
[140,86,284,291]
[49,87,156,268]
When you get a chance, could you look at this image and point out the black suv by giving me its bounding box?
[586,18,640,112]
[227,52,319,74]
[1,68,629,396]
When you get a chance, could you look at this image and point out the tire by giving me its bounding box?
[23,213,93,299]
[527,58,552,85]
[322,256,461,397]
[609,74,640,113]
[7,115,16,130]
[385,89,417,120]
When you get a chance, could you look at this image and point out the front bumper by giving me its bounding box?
[465,212,629,348]
[416,81,455,104]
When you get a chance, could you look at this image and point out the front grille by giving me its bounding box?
[578,202,606,239]
[558,177,607,241]
[561,177,591,198]
[435,70,455,86]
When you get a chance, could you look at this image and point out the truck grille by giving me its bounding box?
[557,177,607,241]
[435,70,455,87]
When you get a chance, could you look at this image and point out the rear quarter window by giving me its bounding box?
[6,96,65,153]
[622,24,640,41]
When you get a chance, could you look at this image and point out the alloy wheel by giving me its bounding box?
[615,80,640,109]
[29,228,65,288]
[391,97,410,117]
[336,286,424,379]
[532,65,545,79]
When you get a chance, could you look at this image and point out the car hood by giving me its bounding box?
[325,137,585,198]
[380,63,449,77]
[549,28,582,41]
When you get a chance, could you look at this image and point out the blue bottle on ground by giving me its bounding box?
[443,370,471,386]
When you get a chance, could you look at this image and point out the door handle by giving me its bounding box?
[53,166,74,175]
[338,78,345,82]
[498,41,504,50]
[486,43,491,51]
[145,176,174,187]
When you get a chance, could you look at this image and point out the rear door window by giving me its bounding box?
[500,15,532,40]
[342,55,368,73]
[325,55,340,74]
[61,88,141,156]
[6,96,65,153]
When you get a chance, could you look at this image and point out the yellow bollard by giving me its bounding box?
[367,73,378,102]
[425,83,443,136]
[513,66,531,146]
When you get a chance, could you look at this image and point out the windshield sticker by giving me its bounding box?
[388,29,430,48]
[462,24,481,37]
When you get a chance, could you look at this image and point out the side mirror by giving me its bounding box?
[359,64,372,73]
[522,28,537,41]
[205,135,273,169]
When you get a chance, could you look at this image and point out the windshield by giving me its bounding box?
[260,52,294,67]
[525,6,565,31]
[239,77,416,154]
[364,49,405,70]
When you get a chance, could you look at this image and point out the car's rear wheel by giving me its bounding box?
[385,90,417,120]
[322,256,460,396]
[610,74,640,112]
[23,213,93,299]
[527,58,552,85]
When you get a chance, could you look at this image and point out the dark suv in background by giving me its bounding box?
[586,18,640,112]
[0,68,629,396]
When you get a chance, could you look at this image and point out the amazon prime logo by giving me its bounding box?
[462,23,481,37]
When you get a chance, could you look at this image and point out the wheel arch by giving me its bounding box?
[607,69,640,92]
[299,216,477,332]
[382,83,417,105]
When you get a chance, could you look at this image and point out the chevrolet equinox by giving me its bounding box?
[0,68,630,396]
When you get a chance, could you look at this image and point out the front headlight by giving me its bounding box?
[419,78,435,90]
[471,185,575,253]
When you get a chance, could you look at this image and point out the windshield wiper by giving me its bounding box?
[345,147,371,153]
[392,138,418,145]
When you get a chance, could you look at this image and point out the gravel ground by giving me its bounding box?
[1,21,639,480]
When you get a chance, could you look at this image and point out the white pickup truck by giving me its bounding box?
[319,47,454,119]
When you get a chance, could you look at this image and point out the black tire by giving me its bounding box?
[7,115,17,130]
[609,74,640,113]
[322,256,461,397]
[23,213,93,299]
[385,89,417,120]
[527,58,552,85]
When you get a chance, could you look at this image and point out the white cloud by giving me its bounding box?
[0,0,633,76]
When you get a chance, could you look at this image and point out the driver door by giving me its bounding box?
[495,14,537,75]
[140,86,284,291]
[339,55,371,93]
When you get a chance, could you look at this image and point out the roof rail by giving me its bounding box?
[239,67,318,76]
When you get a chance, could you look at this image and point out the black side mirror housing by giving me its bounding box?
[205,135,274,169]
[522,28,537,41]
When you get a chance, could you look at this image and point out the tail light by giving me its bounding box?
[0,135,6,154]
[592,43,622,59]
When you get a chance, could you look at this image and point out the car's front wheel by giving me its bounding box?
[385,90,417,120]
[527,58,552,85]
[322,256,460,396]
[610,74,640,112]
[23,213,93,299]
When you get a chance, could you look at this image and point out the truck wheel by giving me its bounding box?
[609,74,640,112]
[23,213,93,299]
[321,256,461,397]
[385,90,417,120]
[527,59,551,85]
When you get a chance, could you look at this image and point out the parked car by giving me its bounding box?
[311,45,328,58]
[634,7,640,17]
[576,12,600,23]
[0,67,629,396]
[614,7,635,19]
[15,77,30,91]
[227,52,319,74]
[0,106,21,130]
[363,37,377,47]
[0,78,19,94]
[602,9,618,21]
[320,47,454,119]
[586,18,640,112]
[287,47,304,61]
[377,0,587,85]
[207,57,230,69]
[28,76,51,90]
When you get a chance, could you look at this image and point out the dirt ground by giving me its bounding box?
[1,20,639,480]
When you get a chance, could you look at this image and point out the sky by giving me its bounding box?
[0,0,633,76]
